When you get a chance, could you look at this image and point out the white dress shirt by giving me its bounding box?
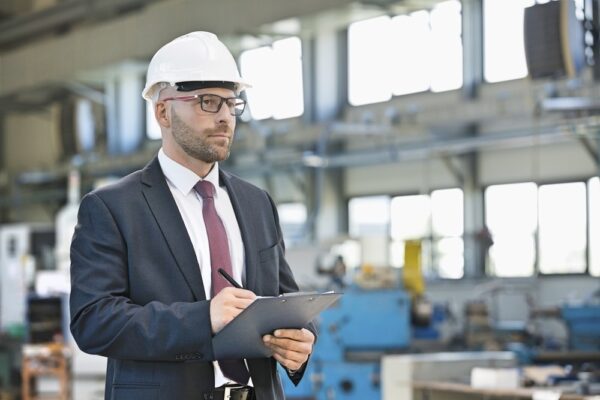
[158,148,249,387]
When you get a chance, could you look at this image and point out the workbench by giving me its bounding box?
[412,381,594,400]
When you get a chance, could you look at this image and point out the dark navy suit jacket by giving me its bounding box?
[70,156,310,400]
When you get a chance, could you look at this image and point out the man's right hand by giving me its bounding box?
[210,287,256,334]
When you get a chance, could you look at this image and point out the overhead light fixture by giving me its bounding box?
[302,152,328,168]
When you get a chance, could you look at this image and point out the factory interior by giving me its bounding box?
[0,0,599,399]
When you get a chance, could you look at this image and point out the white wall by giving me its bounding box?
[271,173,305,202]
[480,142,597,185]
[342,140,598,198]
[345,159,460,197]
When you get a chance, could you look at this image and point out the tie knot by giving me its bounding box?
[194,180,215,199]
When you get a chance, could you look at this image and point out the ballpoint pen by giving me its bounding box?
[218,268,243,288]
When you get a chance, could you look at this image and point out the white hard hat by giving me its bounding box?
[142,31,251,101]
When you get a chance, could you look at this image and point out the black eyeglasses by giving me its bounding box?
[162,93,247,117]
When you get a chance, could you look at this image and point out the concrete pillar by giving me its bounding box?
[315,168,346,242]
[105,62,146,155]
[462,0,484,99]
[462,151,487,278]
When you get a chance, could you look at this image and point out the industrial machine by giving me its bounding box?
[527,289,600,354]
[0,223,54,333]
[280,285,411,400]
[280,239,448,399]
[561,299,600,352]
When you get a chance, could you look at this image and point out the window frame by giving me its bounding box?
[277,201,309,247]
[483,177,595,278]
[482,0,534,83]
[347,0,464,107]
[345,176,598,281]
[347,186,465,280]
[587,176,600,277]
[239,36,305,121]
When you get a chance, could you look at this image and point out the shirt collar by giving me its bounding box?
[158,148,220,196]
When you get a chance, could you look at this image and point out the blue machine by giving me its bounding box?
[280,287,411,400]
[561,304,600,351]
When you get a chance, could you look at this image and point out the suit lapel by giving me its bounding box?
[141,157,206,300]
[220,170,258,292]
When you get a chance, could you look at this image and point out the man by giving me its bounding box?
[70,31,315,400]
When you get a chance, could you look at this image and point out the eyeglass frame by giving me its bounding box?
[161,93,247,117]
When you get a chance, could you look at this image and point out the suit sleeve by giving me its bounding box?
[265,192,317,386]
[69,193,215,362]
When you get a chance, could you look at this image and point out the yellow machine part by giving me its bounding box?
[403,239,425,297]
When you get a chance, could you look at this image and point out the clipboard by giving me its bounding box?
[212,291,341,359]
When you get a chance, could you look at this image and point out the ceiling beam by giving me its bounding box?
[0,0,164,50]
[0,0,355,97]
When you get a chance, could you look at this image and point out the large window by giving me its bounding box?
[538,182,587,274]
[349,196,391,237]
[348,16,393,106]
[348,0,462,106]
[278,202,307,247]
[486,180,593,277]
[390,194,432,272]
[240,37,304,120]
[429,0,463,92]
[348,179,597,278]
[483,0,534,82]
[431,189,464,278]
[590,177,600,276]
[485,183,537,277]
[344,188,462,278]
[349,196,392,267]
[389,189,464,278]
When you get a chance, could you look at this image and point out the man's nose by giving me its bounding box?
[216,102,233,123]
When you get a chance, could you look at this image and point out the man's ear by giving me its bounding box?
[155,102,170,128]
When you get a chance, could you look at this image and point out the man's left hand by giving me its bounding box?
[262,328,315,372]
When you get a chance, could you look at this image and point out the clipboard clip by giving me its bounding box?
[280,297,316,303]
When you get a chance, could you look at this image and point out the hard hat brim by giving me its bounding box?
[175,81,237,92]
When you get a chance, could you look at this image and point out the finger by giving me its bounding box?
[226,297,255,310]
[264,336,312,356]
[274,328,315,343]
[271,352,303,371]
[268,343,306,365]
[222,287,256,299]
[271,346,307,372]
[265,336,309,353]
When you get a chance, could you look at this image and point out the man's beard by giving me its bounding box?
[171,109,232,163]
